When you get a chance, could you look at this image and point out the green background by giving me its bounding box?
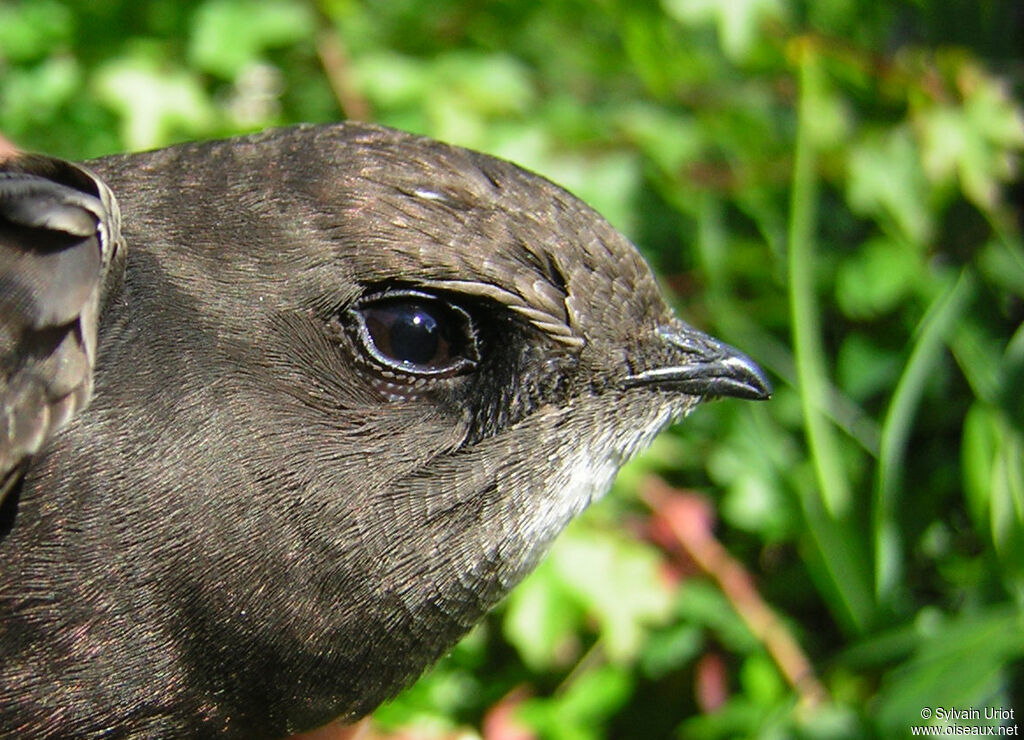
[2,1,1022,737]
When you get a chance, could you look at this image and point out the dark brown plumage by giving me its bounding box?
[0,123,768,739]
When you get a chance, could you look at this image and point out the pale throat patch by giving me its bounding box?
[518,401,685,549]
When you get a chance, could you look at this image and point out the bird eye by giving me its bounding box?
[349,291,478,377]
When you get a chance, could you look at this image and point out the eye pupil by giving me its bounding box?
[375,306,441,366]
[352,292,477,378]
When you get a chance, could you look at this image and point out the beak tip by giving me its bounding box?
[734,357,772,401]
[704,354,772,401]
[624,325,772,402]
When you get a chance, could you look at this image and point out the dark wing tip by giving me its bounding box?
[1,153,122,487]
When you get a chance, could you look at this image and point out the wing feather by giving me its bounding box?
[0,154,123,498]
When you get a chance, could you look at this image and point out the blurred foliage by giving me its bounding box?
[2,0,1022,738]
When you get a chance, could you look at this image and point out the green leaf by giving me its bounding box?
[548,525,674,661]
[518,664,633,740]
[835,237,923,319]
[676,694,771,739]
[846,128,933,246]
[874,269,974,604]
[739,652,786,706]
[0,0,73,62]
[430,52,534,117]
[836,333,902,402]
[616,103,705,176]
[977,239,1024,307]
[675,581,759,653]
[188,0,315,79]
[719,471,792,539]
[663,0,785,62]
[351,51,432,110]
[640,622,704,678]
[963,404,1003,532]
[551,664,633,725]
[0,55,81,131]
[93,55,214,149]
[988,427,1024,569]
[916,62,1024,211]
[961,401,1024,586]
[503,558,583,671]
[874,607,1024,734]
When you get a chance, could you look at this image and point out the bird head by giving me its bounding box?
[4,123,767,737]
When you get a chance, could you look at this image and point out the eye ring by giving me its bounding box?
[347,289,479,378]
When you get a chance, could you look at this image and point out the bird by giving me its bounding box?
[0,122,769,739]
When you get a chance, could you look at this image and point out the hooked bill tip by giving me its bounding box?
[622,326,771,401]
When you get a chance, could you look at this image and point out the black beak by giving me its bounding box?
[622,325,771,401]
